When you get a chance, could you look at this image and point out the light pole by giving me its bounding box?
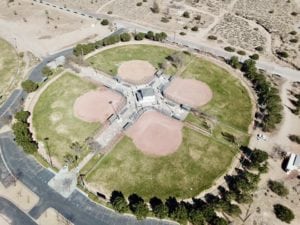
[109,101,119,119]
[44,137,53,167]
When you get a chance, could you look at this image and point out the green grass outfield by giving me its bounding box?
[0,38,18,99]
[87,127,236,200]
[32,72,101,165]
[87,44,176,75]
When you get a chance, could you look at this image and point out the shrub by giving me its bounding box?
[273,204,295,223]
[289,31,297,35]
[224,46,235,52]
[161,17,169,23]
[182,11,190,18]
[179,32,186,36]
[289,38,298,43]
[268,180,289,197]
[194,15,201,20]
[208,35,217,40]
[277,51,289,58]
[237,50,246,55]
[228,56,240,69]
[101,19,109,25]
[291,12,298,16]
[250,53,259,60]
[288,134,300,144]
[151,1,160,13]
[255,46,264,52]
[21,80,38,93]
[191,26,198,31]
[136,2,142,6]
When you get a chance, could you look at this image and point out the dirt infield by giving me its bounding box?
[126,111,183,156]
[117,60,156,84]
[165,77,213,108]
[73,87,124,123]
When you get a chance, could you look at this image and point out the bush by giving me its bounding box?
[195,15,201,20]
[255,46,264,52]
[179,32,186,36]
[277,51,289,58]
[151,1,160,13]
[136,2,142,6]
[191,26,198,31]
[208,35,217,40]
[268,180,289,197]
[289,31,297,35]
[224,46,235,52]
[228,56,240,69]
[161,17,169,23]
[273,204,295,223]
[120,33,131,42]
[250,53,259,60]
[237,50,246,55]
[101,19,109,25]
[21,80,38,93]
[288,134,300,144]
[289,38,298,43]
[182,11,190,18]
[291,12,298,16]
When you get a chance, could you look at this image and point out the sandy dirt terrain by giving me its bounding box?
[165,77,213,108]
[0,214,11,225]
[249,80,300,155]
[0,181,39,212]
[0,0,110,57]
[117,60,156,84]
[37,207,72,225]
[126,110,183,156]
[73,87,125,123]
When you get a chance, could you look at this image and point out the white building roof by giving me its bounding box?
[286,153,300,172]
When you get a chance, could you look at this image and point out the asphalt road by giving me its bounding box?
[0,197,37,225]
[0,132,176,225]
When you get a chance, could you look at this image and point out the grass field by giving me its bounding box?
[84,44,252,199]
[87,44,176,75]
[87,127,236,200]
[32,73,101,165]
[0,38,18,99]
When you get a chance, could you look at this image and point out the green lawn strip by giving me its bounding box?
[87,44,176,75]
[87,127,236,200]
[0,38,18,96]
[32,72,101,166]
[80,154,102,175]
[181,57,252,132]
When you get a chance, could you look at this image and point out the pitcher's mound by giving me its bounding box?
[126,111,183,156]
[118,60,156,84]
[73,87,124,123]
[165,77,213,108]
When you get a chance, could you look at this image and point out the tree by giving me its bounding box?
[42,66,53,77]
[134,32,145,40]
[120,33,131,42]
[128,194,148,220]
[228,56,240,69]
[110,191,128,213]
[251,149,268,165]
[210,216,228,225]
[150,197,168,219]
[15,110,30,122]
[171,202,188,224]
[145,31,154,40]
[273,204,295,223]
[189,209,205,225]
[268,180,289,197]
[21,80,38,93]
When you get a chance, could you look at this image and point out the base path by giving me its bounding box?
[165,77,213,108]
[118,60,156,85]
[126,110,183,156]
